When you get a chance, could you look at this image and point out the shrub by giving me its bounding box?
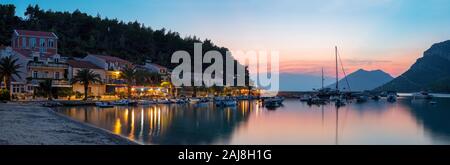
[0,89,10,101]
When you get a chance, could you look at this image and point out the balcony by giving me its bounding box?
[105,79,127,85]
[28,62,68,69]
[28,78,72,88]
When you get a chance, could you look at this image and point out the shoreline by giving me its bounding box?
[0,102,139,145]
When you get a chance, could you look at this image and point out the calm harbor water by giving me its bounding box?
[54,97,450,145]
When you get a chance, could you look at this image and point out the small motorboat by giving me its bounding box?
[169,98,183,104]
[215,97,237,107]
[113,99,138,106]
[306,97,327,105]
[138,100,155,105]
[264,100,281,108]
[300,95,312,102]
[262,96,284,108]
[96,101,114,108]
[263,97,284,105]
[188,98,200,104]
[157,98,171,104]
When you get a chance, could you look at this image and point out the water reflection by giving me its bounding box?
[55,97,450,145]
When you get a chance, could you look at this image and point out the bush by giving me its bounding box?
[0,89,10,101]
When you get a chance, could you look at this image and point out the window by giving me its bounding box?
[22,37,27,48]
[39,38,45,47]
[54,72,60,79]
[29,38,36,48]
[33,56,39,62]
[48,39,54,48]
[39,38,46,52]
[33,71,38,78]
[54,58,59,63]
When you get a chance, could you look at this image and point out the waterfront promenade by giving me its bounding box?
[0,102,136,145]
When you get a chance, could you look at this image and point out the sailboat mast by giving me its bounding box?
[335,46,339,91]
[321,67,324,90]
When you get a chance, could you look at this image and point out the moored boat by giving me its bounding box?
[157,98,171,104]
[113,99,138,106]
[412,91,433,100]
[356,95,368,103]
[387,92,397,102]
[96,101,114,108]
[262,96,284,107]
[138,100,155,105]
[215,97,237,107]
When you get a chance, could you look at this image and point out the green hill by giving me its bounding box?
[0,4,250,86]
[377,40,450,93]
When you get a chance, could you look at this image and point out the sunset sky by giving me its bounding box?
[4,0,450,77]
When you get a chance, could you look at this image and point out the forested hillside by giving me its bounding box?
[0,4,241,70]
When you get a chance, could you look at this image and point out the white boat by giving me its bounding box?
[138,100,155,105]
[188,98,200,104]
[216,100,237,107]
[215,97,237,107]
[96,101,114,108]
[157,98,171,104]
[299,95,311,102]
[113,99,137,106]
[263,97,284,105]
[169,98,179,104]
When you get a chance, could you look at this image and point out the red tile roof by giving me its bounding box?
[15,30,57,38]
[67,60,102,69]
[91,54,132,65]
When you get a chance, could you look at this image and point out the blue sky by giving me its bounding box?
[3,0,450,76]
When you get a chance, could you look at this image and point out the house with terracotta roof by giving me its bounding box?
[0,30,70,99]
[67,59,106,97]
[139,61,171,82]
[82,54,132,93]
[11,29,58,55]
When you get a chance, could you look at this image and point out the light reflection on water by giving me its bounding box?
[55,97,450,145]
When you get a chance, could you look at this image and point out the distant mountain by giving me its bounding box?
[278,73,334,92]
[377,40,450,92]
[327,69,393,91]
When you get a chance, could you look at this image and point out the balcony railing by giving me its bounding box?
[28,62,68,68]
[29,78,71,87]
[105,79,127,85]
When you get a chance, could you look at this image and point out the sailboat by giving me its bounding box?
[333,46,347,107]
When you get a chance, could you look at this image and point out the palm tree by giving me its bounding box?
[71,69,102,100]
[135,69,161,86]
[38,79,53,100]
[120,66,137,99]
[0,56,22,100]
